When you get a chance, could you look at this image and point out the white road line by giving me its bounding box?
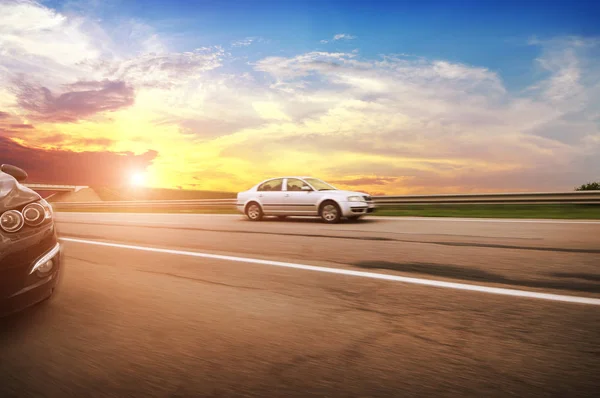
[55,212,600,224]
[60,237,600,306]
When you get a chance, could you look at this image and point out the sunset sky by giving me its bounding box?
[1,0,599,194]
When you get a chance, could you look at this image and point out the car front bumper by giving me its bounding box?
[0,226,62,317]
[339,201,376,217]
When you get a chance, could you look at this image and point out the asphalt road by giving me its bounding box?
[1,213,599,397]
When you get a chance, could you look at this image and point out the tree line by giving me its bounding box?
[575,182,600,191]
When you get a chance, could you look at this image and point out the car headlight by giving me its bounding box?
[0,210,24,233]
[23,202,46,226]
[0,199,53,233]
[347,196,365,202]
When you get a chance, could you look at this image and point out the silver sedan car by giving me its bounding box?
[236,177,375,223]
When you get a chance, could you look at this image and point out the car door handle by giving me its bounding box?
[258,194,263,197]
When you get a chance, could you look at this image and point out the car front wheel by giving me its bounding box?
[319,201,341,224]
[246,202,263,221]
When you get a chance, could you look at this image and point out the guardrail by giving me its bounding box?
[372,191,600,205]
[48,191,600,210]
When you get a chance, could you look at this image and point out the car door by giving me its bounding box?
[256,178,285,215]
[283,178,319,215]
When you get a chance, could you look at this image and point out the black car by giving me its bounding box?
[0,164,62,316]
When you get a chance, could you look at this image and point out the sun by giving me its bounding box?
[130,172,147,187]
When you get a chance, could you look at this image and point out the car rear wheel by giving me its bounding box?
[245,202,263,221]
[319,201,341,224]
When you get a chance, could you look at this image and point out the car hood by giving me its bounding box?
[0,172,41,212]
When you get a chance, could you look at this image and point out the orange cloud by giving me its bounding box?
[15,79,135,123]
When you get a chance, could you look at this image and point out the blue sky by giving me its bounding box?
[2,0,599,192]
[46,0,600,90]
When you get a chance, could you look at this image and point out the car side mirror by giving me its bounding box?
[301,186,312,191]
[1,164,28,182]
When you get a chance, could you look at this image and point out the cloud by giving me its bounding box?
[0,135,157,186]
[0,0,101,65]
[8,133,116,149]
[251,101,291,121]
[333,33,356,41]
[15,79,135,122]
[0,111,36,135]
[256,51,502,93]
[254,51,358,89]
[93,47,225,88]
[232,37,256,47]
[321,33,357,44]
[330,176,401,186]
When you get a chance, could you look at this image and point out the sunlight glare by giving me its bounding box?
[130,172,147,186]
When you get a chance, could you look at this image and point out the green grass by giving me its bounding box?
[54,204,600,219]
[373,204,600,219]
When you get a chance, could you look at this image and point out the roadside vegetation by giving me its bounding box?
[372,204,600,219]
[575,182,600,191]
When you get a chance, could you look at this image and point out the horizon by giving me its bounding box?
[1,0,599,195]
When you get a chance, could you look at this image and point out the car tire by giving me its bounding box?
[245,202,263,221]
[319,201,342,224]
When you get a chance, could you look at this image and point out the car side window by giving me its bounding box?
[286,178,310,191]
[258,179,283,192]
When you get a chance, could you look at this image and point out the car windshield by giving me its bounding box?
[304,178,336,191]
